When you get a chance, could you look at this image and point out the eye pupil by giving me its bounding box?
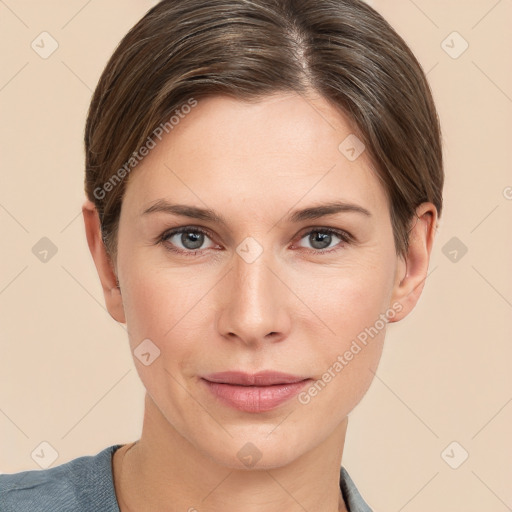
[310,231,331,250]
[182,231,204,250]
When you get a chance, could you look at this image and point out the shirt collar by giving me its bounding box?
[339,466,373,512]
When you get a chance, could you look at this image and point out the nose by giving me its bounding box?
[216,248,292,347]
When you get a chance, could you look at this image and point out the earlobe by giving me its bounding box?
[388,202,438,323]
[82,199,126,324]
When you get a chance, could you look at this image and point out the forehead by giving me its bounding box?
[122,92,388,217]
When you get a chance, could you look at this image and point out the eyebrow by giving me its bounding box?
[141,199,372,225]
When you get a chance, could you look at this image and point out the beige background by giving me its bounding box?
[1,1,511,510]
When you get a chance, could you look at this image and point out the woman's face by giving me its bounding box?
[115,92,406,468]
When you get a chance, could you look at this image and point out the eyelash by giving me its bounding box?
[157,226,354,257]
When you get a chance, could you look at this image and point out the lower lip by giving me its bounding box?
[202,379,311,413]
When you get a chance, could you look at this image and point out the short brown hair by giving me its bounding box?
[84,0,443,263]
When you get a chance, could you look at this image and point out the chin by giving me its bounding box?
[198,428,307,471]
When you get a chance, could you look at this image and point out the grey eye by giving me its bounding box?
[164,229,215,252]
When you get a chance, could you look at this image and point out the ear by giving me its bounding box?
[82,198,126,324]
[388,202,438,322]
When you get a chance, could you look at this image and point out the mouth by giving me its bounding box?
[201,371,312,413]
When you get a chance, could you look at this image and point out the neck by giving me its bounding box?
[113,393,350,512]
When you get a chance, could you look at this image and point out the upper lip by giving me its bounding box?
[202,371,310,386]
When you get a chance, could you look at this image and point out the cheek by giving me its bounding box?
[294,285,388,423]
[120,259,216,362]
[296,255,395,339]
[119,269,202,407]
[293,253,394,400]
[308,277,387,375]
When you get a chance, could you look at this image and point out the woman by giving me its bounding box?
[0,0,443,510]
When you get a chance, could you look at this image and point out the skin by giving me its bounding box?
[83,91,438,512]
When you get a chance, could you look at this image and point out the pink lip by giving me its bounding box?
[201,371,311,413]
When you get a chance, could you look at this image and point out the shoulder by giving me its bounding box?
[0,444,122,512]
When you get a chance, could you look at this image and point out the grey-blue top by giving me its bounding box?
[0,444,373,511]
